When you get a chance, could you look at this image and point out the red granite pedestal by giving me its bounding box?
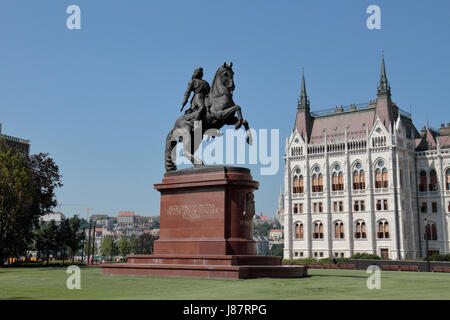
[101,166,307,279]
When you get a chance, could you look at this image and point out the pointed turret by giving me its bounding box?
[377,53,391,97]
[294,71,312,141]
[375,53,395,129]
[297,72,310,111]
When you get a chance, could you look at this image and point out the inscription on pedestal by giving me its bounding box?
[167,204,219,222]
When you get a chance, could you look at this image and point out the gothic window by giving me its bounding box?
[429,170,438,191]
[332,165,344,191]
[293,204,298,214]
[377,221,389,239]
[334,221,344,239]
[382,168,388,188]
[375,168,382,189]
[313,222,324,239]
[312,168,323,192]
[425,222,438,241]
[419,171,427,192]
[295,223,303,239]
[355,221,367,239]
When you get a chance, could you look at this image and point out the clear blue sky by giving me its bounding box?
[1,1,449,218]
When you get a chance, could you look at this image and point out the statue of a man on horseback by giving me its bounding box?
[165,62,252,172]
[180,67,210,122]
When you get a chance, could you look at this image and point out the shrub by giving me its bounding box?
[9,260,86,268]
[319,257,349,265]
[427,254,450,261]
[350,253,381,260]
[283,258,318,265]
[283,257,349,265]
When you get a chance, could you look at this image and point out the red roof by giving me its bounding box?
[118,211,134,217]
[270,229,283,233]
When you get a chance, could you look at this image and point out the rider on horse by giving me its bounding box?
[180,67,210,122]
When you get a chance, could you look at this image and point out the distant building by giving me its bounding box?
[269,229,283,241]
[0,123,30,156]
[41,211,66,224]
[118,211,135,226]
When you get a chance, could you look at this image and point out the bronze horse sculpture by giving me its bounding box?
[165,63,252,171]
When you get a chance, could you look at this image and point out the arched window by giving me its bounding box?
[293,176,299,194]
[353,163,366,190]
[299,176,304,193]
[353,170,359,190]
[355,221,367,239]
[312,174,318,193]
[425,222,438,241]
[313,222,324,239]
[377,221,389,239]
[446,169,450,191]
[334,222,344,239]
[332,172,339,191]
[295,223,303,239]
[382,168,388,188]
[332,165,344,191]
[419,171,427,192]
[293,204,298,214]
[312,171,323,192]
[375,160,388,189]
[375,168,382,189]
[429,170,438,191]
[360,170,366,189]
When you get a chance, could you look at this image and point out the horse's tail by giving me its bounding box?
[165,130,177,172]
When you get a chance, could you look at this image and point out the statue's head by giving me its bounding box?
[192,67,203,79]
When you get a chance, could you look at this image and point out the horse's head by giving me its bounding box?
[211,62,235,97]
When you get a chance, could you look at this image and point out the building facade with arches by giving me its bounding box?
[279,57,450,260]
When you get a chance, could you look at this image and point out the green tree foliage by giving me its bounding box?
[119,236,130,258]
[137,233,155,254]
[254,222,273,237]
[129,234,139,254]
[100,235,118,260]
[269,244,284,257]
[0,140,62,265]
[33,216,84,265]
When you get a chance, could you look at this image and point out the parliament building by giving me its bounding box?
[279,56,450,260]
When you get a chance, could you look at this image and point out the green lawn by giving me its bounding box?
[0,267,449,300]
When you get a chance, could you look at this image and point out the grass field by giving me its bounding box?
[0,267,449,300]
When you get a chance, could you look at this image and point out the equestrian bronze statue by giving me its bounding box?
[165,62,252,172]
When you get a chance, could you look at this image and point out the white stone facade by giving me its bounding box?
[279,59,450,260]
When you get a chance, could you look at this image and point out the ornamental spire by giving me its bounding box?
[297,70,310,111]
[377,52,391,96]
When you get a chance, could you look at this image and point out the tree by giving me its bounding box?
[119,236,129,258]
[138,233,155,254]
[100,235,116,260]
[129,234,139,254]
[34,221,58,265]
[0,140,62,265]
[66,215,84,262]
